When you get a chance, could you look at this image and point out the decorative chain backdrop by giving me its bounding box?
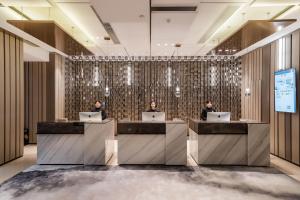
[65,57,241,121]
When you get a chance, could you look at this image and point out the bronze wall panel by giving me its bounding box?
[65,57,241,121]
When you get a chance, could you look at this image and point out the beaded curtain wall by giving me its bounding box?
[65,57,241,121]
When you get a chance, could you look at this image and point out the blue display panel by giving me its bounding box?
[275,68,297,113]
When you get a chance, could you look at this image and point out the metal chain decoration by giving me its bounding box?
[65,56,241,121]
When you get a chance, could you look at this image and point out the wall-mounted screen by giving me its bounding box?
[275,68,297,113]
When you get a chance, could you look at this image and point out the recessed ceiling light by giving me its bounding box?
[277,26,283,31]
[225,49,229,52]
[164,43,168,46]
[157,43,161,46]
[171,43,175,46]
[218,49,223,52]
[232,49,237,52]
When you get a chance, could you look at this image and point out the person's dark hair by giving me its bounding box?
[205,100,211,104]
[95,100,102,104]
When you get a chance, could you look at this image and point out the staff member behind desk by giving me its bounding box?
[91,100,107,120]
[200,100,216,121]
[147,100,160,112]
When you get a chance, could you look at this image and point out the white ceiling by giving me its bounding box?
[0,0,300,56]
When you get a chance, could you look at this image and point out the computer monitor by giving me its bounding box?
[79,112,102,122]
[142,112,165,122]
[207,112,230,122]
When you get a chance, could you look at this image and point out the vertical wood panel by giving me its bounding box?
[270,42,275,154]
[291,30,300,164]
[274,41,279,156]
[28,63,33,143]
[285,35,292,161]
[19,40,24,156]
[4,32,11,162]
[9,35,16,160]
[0,30,4,165]
[15,38,20,158]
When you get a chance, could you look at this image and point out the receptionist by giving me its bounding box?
[91,100,107,120]
[147,100,160,112]
[200,100,216,121]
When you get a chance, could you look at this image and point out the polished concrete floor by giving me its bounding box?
[1,142,300,200]
[0,145,36,184]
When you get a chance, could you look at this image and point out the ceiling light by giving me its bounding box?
[225,49,229,52]
[96,36,100,40]
[171,43,175,46]
[232,49,237,52]
[164,43,168,46]
[277,26,283,31]
[218,49,223,52]
[157,43,161,46]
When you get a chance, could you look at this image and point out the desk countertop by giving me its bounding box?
[37,119,113,134]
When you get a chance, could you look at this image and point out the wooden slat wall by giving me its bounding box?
[241,29,300,166]
[0,28,24,165]
[241,46,270,122]
[54,54,65,119]
[24,53,65,144]
[24,62,47,144]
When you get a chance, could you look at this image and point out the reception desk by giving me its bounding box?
[189,119,270,166]
[117,120,187,165]
[37,119,114,165]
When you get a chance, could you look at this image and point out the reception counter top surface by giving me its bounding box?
[189,119,268,135]
[37,119,113,134]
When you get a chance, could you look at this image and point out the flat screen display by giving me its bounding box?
[275,68,296,113]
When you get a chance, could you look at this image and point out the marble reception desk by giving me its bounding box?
[189,119,270,166]
[117,121,187,165]
[37,119,114,165]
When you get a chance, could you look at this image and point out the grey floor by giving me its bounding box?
[1,142,300,200]
[1,165,300,200]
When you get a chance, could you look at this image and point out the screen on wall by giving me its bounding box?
[275,68,297,113]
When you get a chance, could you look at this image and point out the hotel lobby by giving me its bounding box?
[1,0,300,199]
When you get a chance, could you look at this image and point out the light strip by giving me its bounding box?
[127,65,132,86]
[167,67,172,87]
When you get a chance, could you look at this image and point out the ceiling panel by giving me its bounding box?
[1,0,298,56]
[91,0,150,56]
[55,2,111,56]
[0,0,51,7]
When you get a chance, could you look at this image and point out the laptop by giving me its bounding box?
[79,112,102,122]
[207,112,230,122]
[142,112,165,122]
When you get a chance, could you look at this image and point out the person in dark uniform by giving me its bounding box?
[91,100,107,120]
[147,100,160,112]
[200,100,216,121]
